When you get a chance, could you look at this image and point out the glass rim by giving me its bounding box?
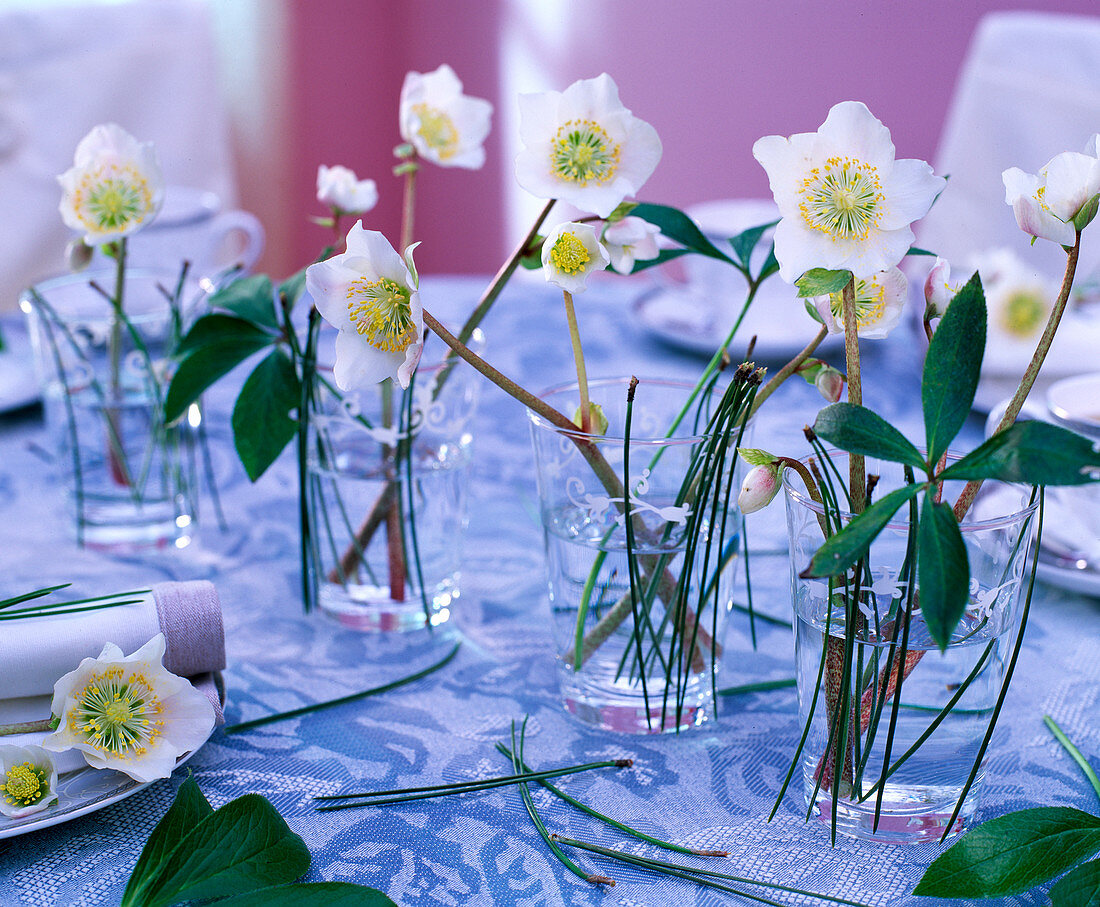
[781,448,1040,531]
[20,266,207,324]
[527,376,749,445]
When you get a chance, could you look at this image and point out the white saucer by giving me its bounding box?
[633,283,841,362]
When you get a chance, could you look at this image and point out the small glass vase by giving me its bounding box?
[305,332,483,631]
[783,453,1038,844]
[528,377,749,734]
[21,268,205,551]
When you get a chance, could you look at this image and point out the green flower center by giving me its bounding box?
[1000,290,1046,337]
[549,232,591,275]
[347,277,416,352]
[71,665,164,758]
[74,165,154,233]
[829,276,887,328]
[551,119,620,185]
[799,156,884,240]
[412,103,459,159]
[1,763,45,807]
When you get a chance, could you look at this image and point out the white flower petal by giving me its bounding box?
[399,65,493,169]
[816,101,895,170]
[332,327,406,391]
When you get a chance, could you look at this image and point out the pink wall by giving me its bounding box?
[287,1,1100,276]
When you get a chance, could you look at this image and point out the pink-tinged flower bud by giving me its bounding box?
[738,462,782,514]
[924,256,956,319]
[814,366,845,403]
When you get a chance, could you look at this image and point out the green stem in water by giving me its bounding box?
[562,290,591,432]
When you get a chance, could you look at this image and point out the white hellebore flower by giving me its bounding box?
[516,73,662,218]
[542,222,610,294]
[813,267,907,340]
[0,745,59,818]
[316,165,379,215]
[58,123,165,245]
[306,223,424,390]
[1002,137,1100,246]
[42,634,215,784]
[602,216,661,274]
[972,248,1054,342]
[399,64,493,169]
[753,101,944,282]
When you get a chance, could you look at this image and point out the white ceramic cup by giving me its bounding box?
[97,186,264,279]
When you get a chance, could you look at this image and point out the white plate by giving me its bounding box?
[1037,552,1100,599]
[633,284,841,361]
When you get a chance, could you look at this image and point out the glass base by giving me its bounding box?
[73,497,193,553]
[557,662,713,734]
[318,576,459,632]
[805,778,978,844]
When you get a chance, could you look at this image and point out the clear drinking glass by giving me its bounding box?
[783,453,1038,843]
[528,377,747,734]
[306,332,483,631]
[21,268,205,551]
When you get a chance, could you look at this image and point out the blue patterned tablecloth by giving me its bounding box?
[0,274,1097,906]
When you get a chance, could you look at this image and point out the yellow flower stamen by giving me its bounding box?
[551,119,620,185]
[412,103,459,160]
[72,668,163,758]
[72,164,154,233]
[799,156,884,241]
[1,762,46,807]
[830,276,887,328]
[346,277,416,352]
[550,232,591,275]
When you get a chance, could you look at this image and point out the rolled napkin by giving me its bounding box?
[0,580,225,718]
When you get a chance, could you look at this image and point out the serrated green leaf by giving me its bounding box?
[739,447,776,467]
[795,268,852,298]
[279,268,309,310]
[941,420,1100,486]
[802,483,925,578]
[232,350,301,481]
[122,777,213,906]
[629,202,735,264]
[729,221,777,270]
[209,274,278,330]
[165,331,275,423]
[1051,858,1100,907]
[922,272,986,464]
[913,807,1100,898]
[917,493,970,651]
[122,794,310,907]
[211,882,398,906]
[629,248,689,274]
[813,403,926,470]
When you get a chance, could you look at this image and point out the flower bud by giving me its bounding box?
[65,238,93,272]
[738,462,782,514]
[923,256,957,320]
[814,366,845,403]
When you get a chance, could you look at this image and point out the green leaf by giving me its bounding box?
[1051,858,1100,907]
[922,271,986,464]
[1073,193,1099,232]
[165,330,276,423]
[756,244,779,281]
[802,483,924,578]
[629,247,689,274]
[279,268,309,311]
[906,246,937,257]
[941,420,1100,486]
[812,403,926,470]
[232,350,301,481]
[729,220,778,270]
[739,447,777,467]
[210,275,279,331]
[519,235,544,270]
[795,268,852,298]
[122,777,213,906]
[176,313,276,357]
[211,882,398,906]
[913,807,1100,898]
[123,794,311,907]
[629,202,735,264]
[917,493,970,651]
